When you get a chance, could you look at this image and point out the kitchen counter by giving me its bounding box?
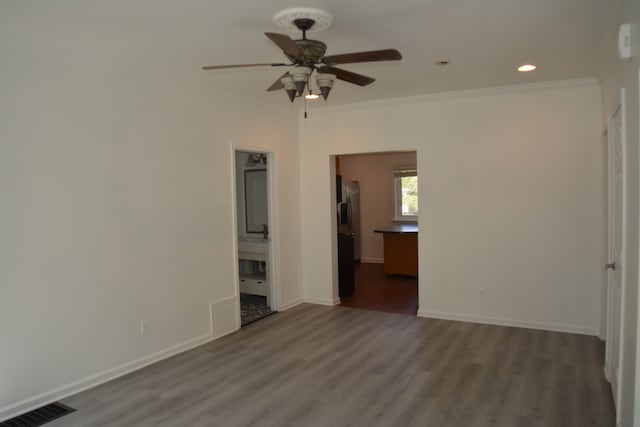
[374,223,418,277]
[373,223,418,234]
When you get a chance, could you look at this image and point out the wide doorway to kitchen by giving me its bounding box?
[334,151,418,315]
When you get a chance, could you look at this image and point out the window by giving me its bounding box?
[394,169,418,220]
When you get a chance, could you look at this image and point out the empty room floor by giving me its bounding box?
[46,304,614,427]
[339,262,418,315]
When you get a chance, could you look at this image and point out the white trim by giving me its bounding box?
[616,89,627,418]
[635,67,640,427]
[279,298,304,311]
[392,217,418,222]
[0,333,216,422]
[393,172,418,220]
[304,297,341,306]
[417,309,599,336]
[266,151,281,311]
[230,145,243,329]
[360,257,384,264]
[599,127,609,341]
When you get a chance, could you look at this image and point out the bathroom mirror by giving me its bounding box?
[245,169,268,234]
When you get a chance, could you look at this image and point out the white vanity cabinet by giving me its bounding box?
[238,250,270,306]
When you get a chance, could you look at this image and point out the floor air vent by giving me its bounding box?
[0,403,75,427]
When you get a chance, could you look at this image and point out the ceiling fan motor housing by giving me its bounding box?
[281,18,326,65]
[290,39,327,63]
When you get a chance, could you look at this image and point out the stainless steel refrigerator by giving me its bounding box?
[338,180,361,262]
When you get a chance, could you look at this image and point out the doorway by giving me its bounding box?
[234,150,277,326]
[333,151,419,315]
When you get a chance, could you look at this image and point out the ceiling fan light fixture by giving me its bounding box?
[291,66,312,95]
[517,64,537,72]
[285,89,297,102]
[280,75,298,102]
[280,75,296,89]
[316,73,336,100]
[305,93,320,100]
[319,86,331,100]
[280,74,298,102]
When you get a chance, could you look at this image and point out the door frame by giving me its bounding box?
[603,88,627,417]
[231,146,280,327]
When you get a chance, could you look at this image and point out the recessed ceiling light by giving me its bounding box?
[434,59,450,66]
[305,93,320,100]
[518,64,537,72]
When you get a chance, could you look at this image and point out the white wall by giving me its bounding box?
[300,80,603,334]
[339,151,417,263]
[0,37,302,418]
[599,0,640,425]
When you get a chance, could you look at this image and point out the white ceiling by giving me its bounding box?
[1,0,611,107]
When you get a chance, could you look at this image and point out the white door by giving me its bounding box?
[604,91,626,412]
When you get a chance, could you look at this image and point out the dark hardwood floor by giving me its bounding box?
[49,304,615,427]
[339,262,418,315]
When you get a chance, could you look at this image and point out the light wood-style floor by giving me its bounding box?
[50,304,614,427]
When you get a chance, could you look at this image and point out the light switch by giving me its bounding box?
[619,23,631,62]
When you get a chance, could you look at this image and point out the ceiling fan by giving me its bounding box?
[202,8,402,103]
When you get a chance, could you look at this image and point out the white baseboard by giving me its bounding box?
[1,296,243,422]
[417,309,598,336]
[279,298,303,311]
[360,257,384,264]
[304,297,340,306]
[0,333,216,422]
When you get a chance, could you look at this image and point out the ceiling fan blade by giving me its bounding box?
[265,32,304,58]
[320,66,376,86]
[202,63,288,70]
[266,72,290,92]
[322,49,402,65]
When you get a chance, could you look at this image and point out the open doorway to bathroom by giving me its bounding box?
[235,150,276,326]
[334,151,418,315]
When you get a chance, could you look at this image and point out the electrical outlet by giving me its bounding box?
[479,289,486,299]
[140,320,150,336]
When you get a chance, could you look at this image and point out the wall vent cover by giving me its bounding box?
[0,402,75,427]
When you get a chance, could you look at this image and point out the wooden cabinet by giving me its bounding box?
[382,233,418,276]
[374,224,418,277]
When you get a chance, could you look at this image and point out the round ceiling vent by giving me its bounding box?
[273,8,333,34]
